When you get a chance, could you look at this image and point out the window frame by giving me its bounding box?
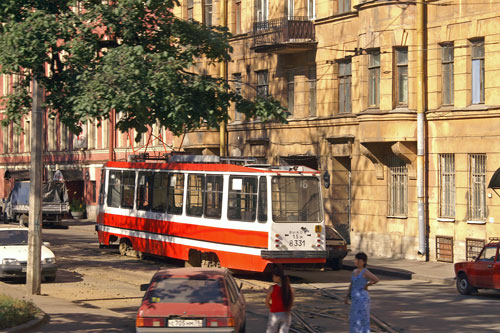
[287,69,295,116]
[395,47,408,106]
[308,66,317,117]
[233,73,243,121]
[187,173,205,217]
[256,70,269,98]
[338,59,352,114]
[441,42,454,106]
[187,0,194,21]
[368,51,380,108]
[204,0,213,26]
[204,174,224,219]
[228,176,259,222]
[234,0,242,34]
[167,173,185,215]
[471,39,485,105]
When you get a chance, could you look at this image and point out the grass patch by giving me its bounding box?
[0,293,39,329]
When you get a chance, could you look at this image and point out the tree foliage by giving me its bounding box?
[0,0,288,139]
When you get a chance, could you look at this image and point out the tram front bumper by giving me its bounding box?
[261,250,327,259]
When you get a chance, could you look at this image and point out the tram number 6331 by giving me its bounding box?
[290,239,306,247]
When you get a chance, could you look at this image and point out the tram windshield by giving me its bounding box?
[271,176,322,223]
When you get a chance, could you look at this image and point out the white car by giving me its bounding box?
[0,225,57,282]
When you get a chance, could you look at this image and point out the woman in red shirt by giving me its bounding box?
[265,265,294,333]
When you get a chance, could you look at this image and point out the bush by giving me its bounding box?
[0,294,39,329]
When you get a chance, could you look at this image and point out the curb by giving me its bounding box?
[342,261,455,286]
[3,310,49,333]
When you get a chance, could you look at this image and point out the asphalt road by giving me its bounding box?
[6,220,500,332]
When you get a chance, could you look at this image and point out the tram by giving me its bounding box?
[96,155,326,272]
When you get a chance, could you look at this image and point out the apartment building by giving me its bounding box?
[173,0,500,262]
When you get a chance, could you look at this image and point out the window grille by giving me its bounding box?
[439,154,455,218]
[471,39,485,104]
[466,238,485,261]
[338,60,352,114]
[436,236,453,263]
[469,154,486,221]
[388,157,408,217]
[441,43,454,105]
[368,51,380,107]
[396,48,408,105]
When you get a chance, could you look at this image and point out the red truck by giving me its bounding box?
[454,238,500,295]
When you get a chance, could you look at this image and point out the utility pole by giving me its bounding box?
[27,77,43,295]
[219,0,228,157]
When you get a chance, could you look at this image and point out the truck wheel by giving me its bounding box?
[457,273,473,295]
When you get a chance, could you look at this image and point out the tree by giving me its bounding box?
[0,0,287,140]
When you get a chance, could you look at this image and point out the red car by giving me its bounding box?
[136,268,246,332]
[454,239,500,295]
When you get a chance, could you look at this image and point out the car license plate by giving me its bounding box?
[168,319,203,327]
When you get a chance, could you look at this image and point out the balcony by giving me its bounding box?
[252,17,316,54]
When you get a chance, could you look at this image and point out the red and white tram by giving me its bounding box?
[96,156,326,272]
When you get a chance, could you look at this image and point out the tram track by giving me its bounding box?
[237,277,397,333]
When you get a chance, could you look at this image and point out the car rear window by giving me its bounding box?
[149,278,225,304]
[0,230,28,245]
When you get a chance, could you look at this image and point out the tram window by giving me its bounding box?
[137,172,153,211]
[167,173,184,215]
[107,170,122,208]
[258,176,267,223]
[228,176,257,222]
[272,176,322,223]
[121,171,136,209]
[99,169,106,206]
[187,174,205,217]
[204,175,223,219]
[152,172,169,212]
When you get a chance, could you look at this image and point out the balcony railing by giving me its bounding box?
[252,17,315,52]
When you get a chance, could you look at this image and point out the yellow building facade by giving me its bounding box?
[174,0,500,262]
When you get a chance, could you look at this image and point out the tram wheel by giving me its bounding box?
[119,239,130,256]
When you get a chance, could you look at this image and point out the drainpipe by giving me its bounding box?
[416,0,427,257]
[219,0,228,157]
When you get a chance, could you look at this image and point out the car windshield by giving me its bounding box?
[0,230,28,245]
[271,176,322,223]
[148,278,225,304]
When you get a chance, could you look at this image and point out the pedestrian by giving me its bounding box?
[265,265,294,333]
[344,252,380,333]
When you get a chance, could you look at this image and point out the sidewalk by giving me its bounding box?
[342,252,456,286]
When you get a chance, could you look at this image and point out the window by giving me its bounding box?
[308,0,315,20]
[258,176,268,222]
[471,39,485,104]
[272,177,322,222]
[47,117,56,152]
[478,246,497,261]
[466,238,485,261]
[308,67,317,117]
[90,181,97,203]
[24,118,30,152]
[339,0,350,13]
[439,154,455,218]
[469,154,486,221]
[338,60,352,114]
[187,174,205,217]
[2,124,9,153]
[368,51,380,107]
[204,0,213,26]
[256,70,269,98]
[99,169,106,206]
[107,171,122,208]
[395,48,408,105]
[2,75,8,96]
[441,43,454,105]
[287,0,294,19]
[187,0,194,20]
[255,0,268,22]
[388,157,408,217]
[167,173,184,215]
[235,0,241,34]
[121,171,136,209]
[233,73,243,121]
[151,173,168,212]
[204,175,223,219]
[287,70,294,116]
[228,176,258,221]
[137,172,153,211]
